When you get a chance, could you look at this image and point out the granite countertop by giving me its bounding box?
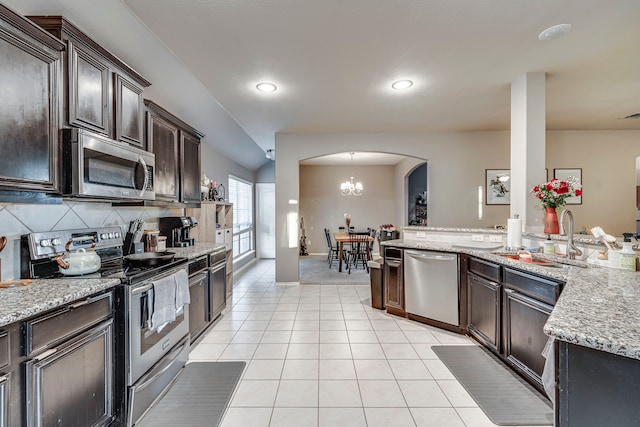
[382,238,640,361]
[403,225,638,249]
[0,243,225,328]
[0,277,121,327]
[170,242,227,260]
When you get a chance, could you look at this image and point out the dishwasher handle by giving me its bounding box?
[406,250,457,262]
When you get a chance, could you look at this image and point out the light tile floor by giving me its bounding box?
[188,260,549,427]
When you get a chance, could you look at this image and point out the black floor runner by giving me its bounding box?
[137,361,245,427]
[432,346,553,426]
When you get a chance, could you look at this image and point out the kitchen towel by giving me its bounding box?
[149,273,178,332]
[507,218,522,249]
[173,269,190,315]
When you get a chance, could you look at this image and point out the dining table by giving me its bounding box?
[333,231,375,272]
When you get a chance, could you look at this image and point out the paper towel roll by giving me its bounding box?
[507,218,522,249]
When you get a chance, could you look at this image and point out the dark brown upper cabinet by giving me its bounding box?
[145,100,203,205]
[115,74,145,146]
[0,5,64,197]
[67,39,111,135]
[28,16,150,148]
[147,110,180,202]
[180,131,202,204]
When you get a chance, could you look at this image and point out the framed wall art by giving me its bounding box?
[486,169,511,205]
[554,168,582,205]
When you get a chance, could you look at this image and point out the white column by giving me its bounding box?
[510,72,547,230]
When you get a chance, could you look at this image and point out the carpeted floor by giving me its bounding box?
[299,255,371,285]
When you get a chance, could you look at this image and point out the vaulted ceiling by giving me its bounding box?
[5,0,640,170]
[123,0,640,154]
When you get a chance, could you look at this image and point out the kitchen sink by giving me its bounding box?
[495,253,590,269]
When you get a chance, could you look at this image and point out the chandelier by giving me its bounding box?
[340,153,363,196]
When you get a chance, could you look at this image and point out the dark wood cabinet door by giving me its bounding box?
[68,40,111,135]
[503,287,553,391]
[210,265,227,321]
[180,132,202,204]
[25,320,114,427]
[147,112,179,201]
[115,73,144,147]
[0,7,63,193]
[188,272,208,342]
[384,258,405,316]
[467,272,501,354]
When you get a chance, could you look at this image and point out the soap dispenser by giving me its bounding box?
[543,235,555,254]
[619,234,637,272]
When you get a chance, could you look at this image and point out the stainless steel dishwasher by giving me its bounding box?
[404,250,459,326]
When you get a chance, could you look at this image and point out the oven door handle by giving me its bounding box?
[134,338,188,390]
[132,266,188,295]
[208,263,226,274]
[190,272,208,285]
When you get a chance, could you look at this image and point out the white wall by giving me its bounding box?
[300,164,396,255]
[275,130,640,282]
[256,161,276,183]
[546,130,640,237]
[275,132,512,282]
[201,144,255,196]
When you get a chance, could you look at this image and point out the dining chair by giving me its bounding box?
[347,234,370,274]
[368,228,377,254]
[324,228,341,268]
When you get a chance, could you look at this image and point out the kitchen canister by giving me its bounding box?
[142,229,160,252]
[157,236,167,251]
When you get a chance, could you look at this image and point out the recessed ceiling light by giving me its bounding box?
[538,24,572,41]
[256,82,277,92]
[391,80,413,90]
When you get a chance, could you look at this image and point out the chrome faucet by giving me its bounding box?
[559,209,582,260]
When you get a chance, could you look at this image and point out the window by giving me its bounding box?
[228,175,253,258]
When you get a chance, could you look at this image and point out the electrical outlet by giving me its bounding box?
[489,235,503,243]
[307,240,311,245]
[471,234,484,242]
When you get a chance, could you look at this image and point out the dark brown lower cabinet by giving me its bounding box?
[19,291,115,427]
[502,267,562,394]
[383,248,405,317]
[558,341,640,427]
[503,287,553,392]
[0,372,8,427]
[467,272,501,354]
[25,319,114,427]
[188,271,209,343]
[209,262,227,321]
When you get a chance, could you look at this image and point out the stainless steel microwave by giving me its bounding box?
[61,128,155,200]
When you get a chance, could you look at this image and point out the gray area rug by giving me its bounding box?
[432,346,553,426]
[299,255,370,285]
[137,361,245,427]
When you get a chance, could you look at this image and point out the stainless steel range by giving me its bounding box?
[21,227,191,427]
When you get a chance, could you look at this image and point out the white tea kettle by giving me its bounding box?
[55,236,101,275]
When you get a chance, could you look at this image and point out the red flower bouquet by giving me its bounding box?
[531,178,582,209]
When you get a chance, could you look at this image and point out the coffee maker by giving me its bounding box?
[159,217,198,247]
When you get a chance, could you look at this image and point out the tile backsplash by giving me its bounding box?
[0,201,181,280]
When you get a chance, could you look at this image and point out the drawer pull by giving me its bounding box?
[34,348,57,361]
[69,299,90,309]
